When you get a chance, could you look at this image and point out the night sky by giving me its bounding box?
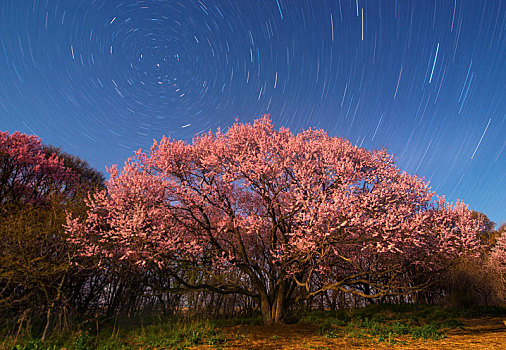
[0,1,505,225]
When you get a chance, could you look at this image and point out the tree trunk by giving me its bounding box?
[272,287,285,323]
[41,308,51,342]
[260,294,272,324]
[259,282,287,325]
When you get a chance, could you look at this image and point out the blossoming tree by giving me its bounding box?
[0,131,77,205]
[0,130,105,340]
[67,116,482,324]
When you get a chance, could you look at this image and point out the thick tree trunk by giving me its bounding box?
[259,282,287,325]
[272,287,285,323]
[260,294,273,325]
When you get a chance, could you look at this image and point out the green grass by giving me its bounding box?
[298,303,480,342]
[3,311,265,350]
[5,317,227,350]
[5,305,504,349]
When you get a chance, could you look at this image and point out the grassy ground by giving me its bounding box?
[3,304,505,349]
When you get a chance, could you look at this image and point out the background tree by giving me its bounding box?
[490,226,506,292]
[470,210,497,249]
[0,130,105,340]
[67,116,482,325]
[0,131,76,206]
[432,214,505,308]
[43,145,105,192]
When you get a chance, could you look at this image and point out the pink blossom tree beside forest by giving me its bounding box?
[0,130,105,340]
[67,116,482,324]
[0,131,77,205]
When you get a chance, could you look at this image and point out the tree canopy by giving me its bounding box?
[0,131,76,206]
[0,130,106,339]
[67,116,483,324]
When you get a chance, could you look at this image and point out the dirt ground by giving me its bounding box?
[204,316,506,350]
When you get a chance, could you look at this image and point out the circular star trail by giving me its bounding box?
[0,0,505,224]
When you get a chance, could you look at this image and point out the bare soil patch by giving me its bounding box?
[203,316,506,350]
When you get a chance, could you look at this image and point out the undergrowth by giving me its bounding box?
[4,317,227,350]
[299,303,475,343]
[4,305,504,349]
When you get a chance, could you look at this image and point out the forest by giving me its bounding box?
[1,117,505,349]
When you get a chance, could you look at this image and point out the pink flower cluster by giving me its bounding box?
[0,131,77,205]
[66,116,483,286]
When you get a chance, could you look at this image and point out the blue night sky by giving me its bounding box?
[0,1,505,225]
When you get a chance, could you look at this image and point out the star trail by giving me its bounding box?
[0,0,505,224]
